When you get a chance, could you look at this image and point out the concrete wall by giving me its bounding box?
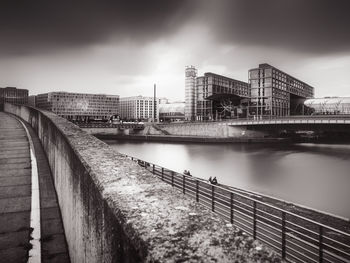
[4,104,280,262]
[158,122,267,138]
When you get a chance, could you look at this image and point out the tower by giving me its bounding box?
[185,66,197,121]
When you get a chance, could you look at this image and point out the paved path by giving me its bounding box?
[0,112,70,262]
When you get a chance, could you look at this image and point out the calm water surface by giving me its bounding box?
[105,140,350,219]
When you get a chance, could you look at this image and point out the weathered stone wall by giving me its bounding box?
[4,103,281,263]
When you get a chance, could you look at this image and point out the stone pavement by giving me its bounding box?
[0,112,70,262]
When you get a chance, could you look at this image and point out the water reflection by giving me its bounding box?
[105,140,350,219]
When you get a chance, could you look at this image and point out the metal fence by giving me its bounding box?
[77,123,144,129]
[125,154,350,263]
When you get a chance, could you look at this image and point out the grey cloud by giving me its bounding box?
[1,0,350,57]
[0,0,194,56]
[200,0,350,54]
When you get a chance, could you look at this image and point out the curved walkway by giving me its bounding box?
[0,112,69,262]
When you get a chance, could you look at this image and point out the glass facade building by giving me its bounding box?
[248,64,314,117]
[36,92,119,121]
[304,97,350,115]
[185,67,249,121]
[196,73,249,120]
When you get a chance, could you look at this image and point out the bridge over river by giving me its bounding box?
[1,103,350,262]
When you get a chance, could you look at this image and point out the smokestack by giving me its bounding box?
[154,84,156,122]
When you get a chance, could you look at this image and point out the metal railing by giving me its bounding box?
[77,123,144,129]
[125,154,350,263]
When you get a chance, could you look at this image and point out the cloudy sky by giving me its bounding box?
[1,0,350,100]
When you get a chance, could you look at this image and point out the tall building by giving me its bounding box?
[196,73,249,120]
[28,95,37,107]
[119,96,168,121]
[0,87,28,110]
[185,67,249,121]
[248,63,314,117]
[36,92,119,121]
[185,66,197,121]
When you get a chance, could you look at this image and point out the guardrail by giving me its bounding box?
[125,154,350,263]
[77,123,144,129]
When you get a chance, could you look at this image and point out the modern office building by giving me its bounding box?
[159,102,185,122]
[248,63,314,117]
[304,97,350,115]
[185,66,249,121]
[28,95,37,107]
[119,96,168,121]
[0,87,28,110]
[196,72,249,120]
[36,92,119,121]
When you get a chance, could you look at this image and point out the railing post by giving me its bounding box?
[183,175,185,194]
[131,157,133,161]
[319,225,323,263]
[152,164,155,174]
[211,185,215,212]
[171,172,174,187]
[253,201,257,239]
[230,193,234,224]
[281,211,286,259]
[161,167,164,181]
[196,180,199,202]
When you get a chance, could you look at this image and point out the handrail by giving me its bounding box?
[126,155,350,262]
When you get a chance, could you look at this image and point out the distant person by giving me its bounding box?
[211,177,218,185]
[208,176,212,184]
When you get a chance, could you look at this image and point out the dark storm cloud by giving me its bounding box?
[203,0,350,54]
[0,0,194,56]
[1,0,350,56]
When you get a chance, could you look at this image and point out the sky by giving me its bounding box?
[1,0,350,101]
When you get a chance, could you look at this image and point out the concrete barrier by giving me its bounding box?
[4,103,281,262]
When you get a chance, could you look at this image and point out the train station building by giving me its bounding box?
[185,64,315,121]
[248,63,314,117]
[185,66,249,121]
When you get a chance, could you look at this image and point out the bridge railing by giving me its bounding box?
[124,154,350,263]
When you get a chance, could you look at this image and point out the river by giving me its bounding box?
[105,140,350,219]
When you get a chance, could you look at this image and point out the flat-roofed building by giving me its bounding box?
[36,91,119,121]
[185,66,249,121]
[119,96,168,121]
[159,102,185,122]
[196,72,249,120]
[0,87,28,110]
[248,63,314,117]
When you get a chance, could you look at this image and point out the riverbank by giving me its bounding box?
[94,134,291,143]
